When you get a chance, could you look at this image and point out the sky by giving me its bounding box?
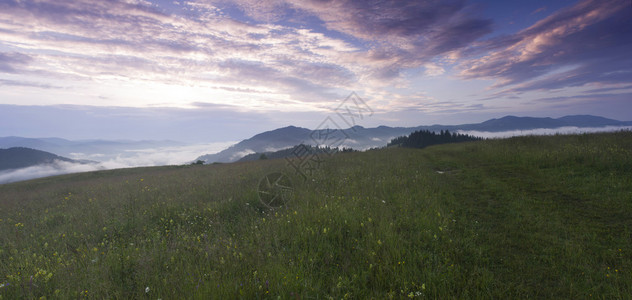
[1,0,631,143]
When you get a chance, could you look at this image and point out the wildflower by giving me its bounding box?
[145,287,150,293]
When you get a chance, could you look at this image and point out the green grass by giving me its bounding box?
[1,131,631,299]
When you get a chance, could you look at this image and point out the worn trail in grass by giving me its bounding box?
[1,132,631,298]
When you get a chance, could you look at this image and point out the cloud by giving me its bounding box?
[0,160,104,184]
[583,85,632,94]
[0,0,364,106]
[0,79,60,89]
[531,6,547,15]
[234,0,493,81]
[99,142,235,168]
[0,0,497,110]
[459,126,632,139]
[4,0,625,122]
[459,0,632,93]
[0,52,32,73]
[234,0,491,46]
[230,149,255,161]
[0,141,235,184]
[215,59,346,102]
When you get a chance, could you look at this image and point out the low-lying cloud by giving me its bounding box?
[0,141,234,184]
[0,160,103,184]
[459,126,632,139]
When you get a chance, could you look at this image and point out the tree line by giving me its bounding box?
[387,130,482,149]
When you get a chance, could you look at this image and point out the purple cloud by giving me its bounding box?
[216,59,345,102]
[212,0,493,80]
[0,52,32,73]
[0,0,371,106]
[0,78,59,89]
[459,0,632,93]
[298,0,492,79]
[2,0,626,122]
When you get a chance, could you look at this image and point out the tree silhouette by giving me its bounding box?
[387,130,482,149]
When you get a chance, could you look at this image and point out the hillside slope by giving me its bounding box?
[0,147,77,171]
[1,131,631,298]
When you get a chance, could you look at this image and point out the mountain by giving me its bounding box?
[457,115,632,132]
[196,125,420,163]
[197,115,632,163]
[465,116,562,131]
[196,126,312,163]
[0,147,87,171]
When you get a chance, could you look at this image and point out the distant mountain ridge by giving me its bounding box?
[0,147,88,171]
[197,115,632,163]
[461,115,630,131]
[196,126,313,163]
[196,125,419,163]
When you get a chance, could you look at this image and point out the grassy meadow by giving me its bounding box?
[1,131,631,298]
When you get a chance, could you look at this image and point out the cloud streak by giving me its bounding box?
[0,52,32,73]
[459,0,632,94]
[230,0,493,81]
